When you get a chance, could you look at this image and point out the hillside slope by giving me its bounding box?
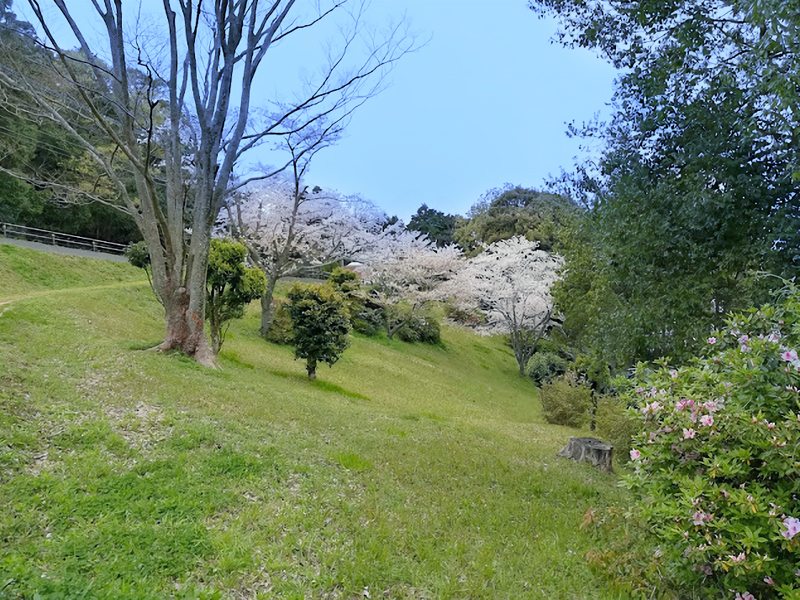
[0,245,627,599]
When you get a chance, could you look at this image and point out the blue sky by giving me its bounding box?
[289,0,618,221]
[20,0,618,223]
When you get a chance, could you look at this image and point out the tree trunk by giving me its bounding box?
[155,283,215,368]
[259,275,279,338]
[306,356,317,380]
[557,437,613,472]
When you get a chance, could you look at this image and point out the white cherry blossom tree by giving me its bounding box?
[365,236,462,339]
[223,175,389,335]
[445,236,562,375]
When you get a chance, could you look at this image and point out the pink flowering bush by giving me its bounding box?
[621,293,800,598]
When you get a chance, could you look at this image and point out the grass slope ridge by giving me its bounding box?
[0,245,626,599]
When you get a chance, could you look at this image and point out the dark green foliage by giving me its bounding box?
[350,304,385,336]
[407,203,457,247]
[124,241,150,270]
[287,283,351,379]
[388,305,441,344]
[263,298,293,345]
[539,372,591,428]
[328,267,359,293]
[454,185,577,255]
[0,4,139,244]
[327,267,384,336]
[526,352,569,386]
[206,239,267,355]
[532,0,800,378]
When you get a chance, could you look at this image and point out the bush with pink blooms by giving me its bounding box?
[621,290,800,598]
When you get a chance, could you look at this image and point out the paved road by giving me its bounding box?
[0,236,127,262]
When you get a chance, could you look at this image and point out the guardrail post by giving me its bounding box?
[52,233,57,245]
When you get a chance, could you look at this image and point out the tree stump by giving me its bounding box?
[557,437,613,472]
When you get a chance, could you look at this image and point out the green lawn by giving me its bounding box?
[0,245,629,599]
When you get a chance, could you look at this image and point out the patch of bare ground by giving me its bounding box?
[104,401,172,452]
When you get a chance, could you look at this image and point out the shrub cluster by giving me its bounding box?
[620,291,800,598]
[394,309,441,344]
[527,351,570,386]
[538,371,591,428]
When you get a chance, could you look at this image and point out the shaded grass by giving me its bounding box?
[0,245,629,599]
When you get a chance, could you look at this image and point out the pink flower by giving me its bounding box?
[735,592,756,600]
[781,516,800,539]
[722,489,730,499]
[767,422,776,430]
[740,344,750,353]
[703,400,722,412]
[730,552,746,564]
[781,349,798,362]
[636,386,646,394]
[676,399,695,411]
[641,401,662,415]
[692,511,711,525]
[768,333,780,343]
[669,369,678,378]
[683,428,696,440]
[708,337,716,344]
[700,415,714,427]
[630,449,641,461]
[764,576,775,586]
[738,335,750,345]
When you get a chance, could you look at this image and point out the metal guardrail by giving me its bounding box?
[0,222,129,255]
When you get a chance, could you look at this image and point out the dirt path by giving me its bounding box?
[0,279,149,316]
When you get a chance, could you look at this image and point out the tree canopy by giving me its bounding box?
[529,0,800,374]
[454,185,577,255]
[407,203,457,248]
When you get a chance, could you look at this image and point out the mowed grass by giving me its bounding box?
[0,245,629,599]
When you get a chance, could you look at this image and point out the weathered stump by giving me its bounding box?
[557,437,613,472]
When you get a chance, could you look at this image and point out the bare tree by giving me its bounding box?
[0,0,415,365]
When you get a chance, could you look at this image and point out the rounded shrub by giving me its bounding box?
[622,289,800,598]
[527,351,570,386]
[539,371,591,428]
[396,311,441,344]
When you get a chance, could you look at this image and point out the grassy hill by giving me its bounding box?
[0,244,628,599]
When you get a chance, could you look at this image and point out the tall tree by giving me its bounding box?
[529,0,800,372]
[1,0,414,365]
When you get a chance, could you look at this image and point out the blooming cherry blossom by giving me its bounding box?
[442,236,562,375]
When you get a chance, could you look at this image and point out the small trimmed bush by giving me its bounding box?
[539,372,591,428]
[287,283,350,380]
[527,352,570,386]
